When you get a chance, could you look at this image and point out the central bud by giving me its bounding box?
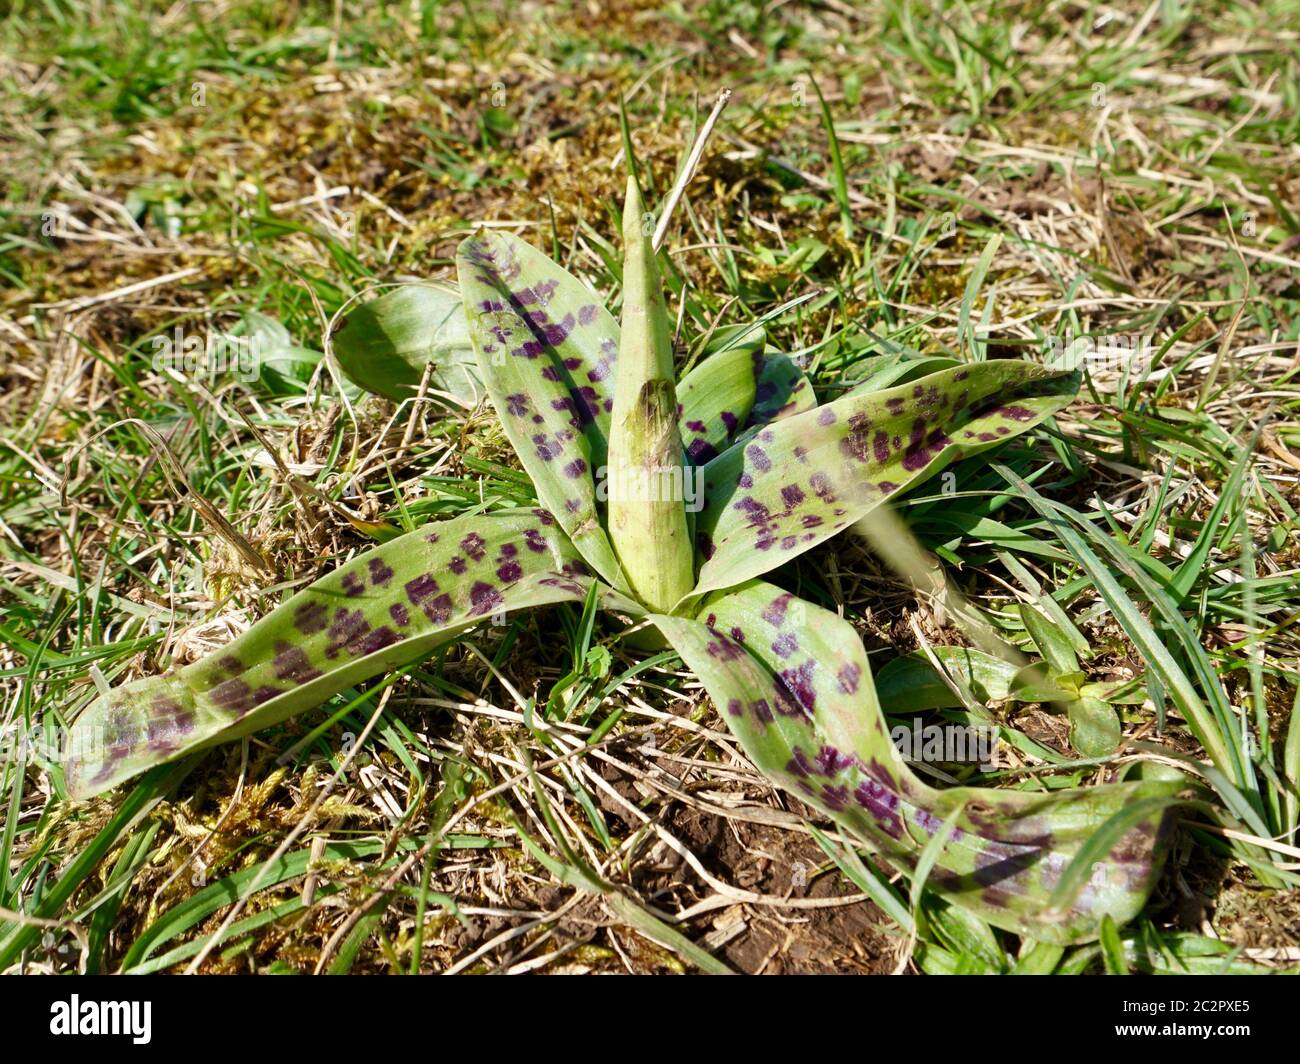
[605,176,696,613]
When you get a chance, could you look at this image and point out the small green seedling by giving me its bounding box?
[875,602,1155,758]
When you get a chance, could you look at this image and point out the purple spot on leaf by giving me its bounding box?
[468,581,503,616]
[294,601,329,635]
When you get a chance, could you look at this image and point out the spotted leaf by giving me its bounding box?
[651,581,1187,944]
[65,510,640,799]
[457,231,627,591]
[692,361,1080,596]
[676,324,815,466]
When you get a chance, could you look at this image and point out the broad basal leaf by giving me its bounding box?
[332,283,482,403]
[457,231,627,591]
[653,581,1188,944]
[677,324,815,465]
[692,361,1079,597]
[1068,696,1123,758]
[65,510,640,799]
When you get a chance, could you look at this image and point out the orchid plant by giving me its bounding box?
[65,175,1189,946]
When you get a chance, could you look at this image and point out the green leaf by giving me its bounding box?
[230,311,323,394]
[1099,915,1129,974]
[653,581,1188,944]
[692,360,1079,596]
[1008,663,1080,703]
[811,75,852,240]
[1019,603,1081,678]
[1168,435,1254,601]
[922,894,1007,972]
[64,510,639,799]
[1080,679,1148,706]
[677,324,815,465]
[921,512,1071,561]
[456,231,627,590]
[120,839,389,973]
[1069,695,1123,758]
[1121,928,1288,975]
[331,283,482,402]
[843,354,962,397]
[959,234,1002,359]
[1010,938,1065,974]
[996,550,1091,658]
[875,646,1027,712]
[0,760,193,969]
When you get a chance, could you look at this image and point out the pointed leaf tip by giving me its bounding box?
[622,175,645,241]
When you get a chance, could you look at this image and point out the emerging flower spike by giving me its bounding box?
[605,176,694,612]
[62,177,1191,943]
